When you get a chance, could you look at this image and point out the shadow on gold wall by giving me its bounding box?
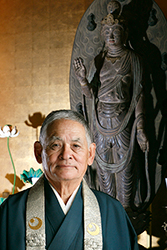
[0,173,25,197]
[5,173,25,192]
[25,112,46,140]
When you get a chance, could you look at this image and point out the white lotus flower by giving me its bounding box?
[0,124,19,195]
[0,125,19,138]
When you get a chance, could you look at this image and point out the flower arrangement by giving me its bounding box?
[0,125,19,195]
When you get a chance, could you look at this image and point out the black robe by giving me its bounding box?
[0,178,139,249]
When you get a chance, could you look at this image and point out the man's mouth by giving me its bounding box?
[56,164,73,168]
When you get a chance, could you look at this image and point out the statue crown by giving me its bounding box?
[101,13,125,27]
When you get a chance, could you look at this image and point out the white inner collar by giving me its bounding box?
[49,183,80,214]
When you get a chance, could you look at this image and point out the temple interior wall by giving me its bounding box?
[0,0,89,194]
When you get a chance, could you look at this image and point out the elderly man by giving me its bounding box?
[0,110,139,249]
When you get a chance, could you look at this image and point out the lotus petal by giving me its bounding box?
[10,126,16,136]
[3,125,10,133]
[2,126,11,137]
[20,168,43,184]
[10,126,19,137]
[11,131,20,137]
[0,127,6,137]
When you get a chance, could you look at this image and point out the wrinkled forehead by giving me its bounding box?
[46,119,87,141]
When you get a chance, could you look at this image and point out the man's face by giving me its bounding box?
[40,119,95,188]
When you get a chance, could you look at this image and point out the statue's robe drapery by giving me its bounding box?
[0,178,139,250]
[84,51,143,173]
[82,50,148,207]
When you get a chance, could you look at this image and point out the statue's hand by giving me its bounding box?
[73,58,87,86]
[137,129,149,152]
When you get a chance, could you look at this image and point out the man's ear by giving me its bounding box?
[88,143,96,166]
[34,141,42,164]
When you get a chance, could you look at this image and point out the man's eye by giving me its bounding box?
[50,143,60,150]
[73,144,81,149]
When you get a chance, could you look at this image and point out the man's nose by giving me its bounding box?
[59,144,72,160]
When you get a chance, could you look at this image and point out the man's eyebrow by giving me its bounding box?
[72,138,82,143]
[46,136,82,144]
[52,135,62,141]
[52,135,61,140]
[47,135,62,144]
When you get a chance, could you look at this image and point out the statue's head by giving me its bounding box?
[100,1,128,49]
[101,14,128,49]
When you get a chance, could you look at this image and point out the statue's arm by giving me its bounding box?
[135,90,149,152]
[135,91,145,129]
[73,58,92,98]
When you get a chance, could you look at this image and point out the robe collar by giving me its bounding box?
[26,175,103,250]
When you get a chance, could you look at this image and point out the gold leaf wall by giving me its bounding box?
[0,0,166,195]
[0,0,93,195]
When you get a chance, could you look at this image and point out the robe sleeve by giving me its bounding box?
[0,189,29,250]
